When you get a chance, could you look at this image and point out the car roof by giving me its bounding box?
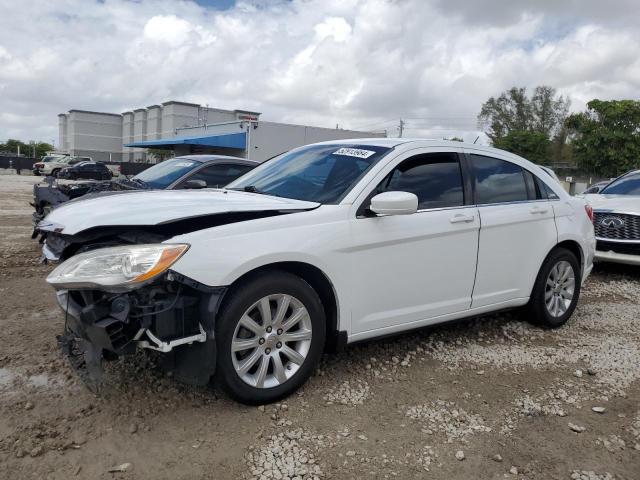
[308,137,511,155]
[174,154,259,166]
[308,137,569,199]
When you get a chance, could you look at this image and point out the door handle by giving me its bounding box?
[529,206,549,214]
[450,213,475,224]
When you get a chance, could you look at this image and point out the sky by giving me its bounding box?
[0,0,639,146]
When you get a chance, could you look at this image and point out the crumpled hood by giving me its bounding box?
[583,194,640,214]
[38,189,319,235]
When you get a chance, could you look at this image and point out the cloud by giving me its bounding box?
[0,0,638,145]
[143,15,195,46]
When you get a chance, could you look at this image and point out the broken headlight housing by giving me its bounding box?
[47,244,189,292]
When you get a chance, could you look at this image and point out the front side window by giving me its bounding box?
[470,155,528,204]
[377,153,464,209]
[181,164,254,188]
[133,158,202,189]
[600,171,640,195]
[227,144,391,203]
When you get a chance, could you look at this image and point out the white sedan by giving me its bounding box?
[43,139,595,404]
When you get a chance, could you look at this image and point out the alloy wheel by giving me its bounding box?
[544,260,575,318]
[231,293,313,389]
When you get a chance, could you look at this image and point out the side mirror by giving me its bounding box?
[370,191,418,216]
[183,179,207,189]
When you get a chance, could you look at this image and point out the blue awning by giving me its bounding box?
[125,132,246,150]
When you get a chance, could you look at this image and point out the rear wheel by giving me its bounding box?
[51,168,60,178]
[215,271,325,404]
[526,247,581,328]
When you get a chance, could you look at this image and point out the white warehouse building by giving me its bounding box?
[58,101,385,163]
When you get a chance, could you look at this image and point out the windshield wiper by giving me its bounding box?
[227,185,283,198]
[131,178,150,188]
[227,185,263,193]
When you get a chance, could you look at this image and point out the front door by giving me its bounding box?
[349,150,479,335]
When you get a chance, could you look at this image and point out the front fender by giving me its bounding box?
[168,209,352,333]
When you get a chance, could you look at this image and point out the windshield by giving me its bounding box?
[600,171,640,195]
[133,158,201,189]
[226,144,391,203]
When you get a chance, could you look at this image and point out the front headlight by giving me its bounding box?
[46,244,189,292]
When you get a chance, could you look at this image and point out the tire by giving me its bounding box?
[525,247,581,328]
[215,271,326,405]
[51,169,60,178]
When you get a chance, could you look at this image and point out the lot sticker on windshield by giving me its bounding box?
[332,147,376,159]
[174,161,195,167]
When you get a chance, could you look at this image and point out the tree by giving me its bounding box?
[565,99,640,177]
[33,141,54,159]
[478,87,531,140]
[477,86,570,164]
[0,139,53,158]
[492,131,550,165]
[147,148,174,163]
[530,86,571,137]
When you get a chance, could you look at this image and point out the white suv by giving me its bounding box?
[43,139,595,403]
[36,156,92,177]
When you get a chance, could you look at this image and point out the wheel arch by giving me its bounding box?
[528,239,584,299]
[223,261,344,353]
[555,239,584,273]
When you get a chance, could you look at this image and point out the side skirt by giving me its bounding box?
[347,297,530,344]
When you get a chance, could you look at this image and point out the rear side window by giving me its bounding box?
[378,153,464,209]
[470,155,528,204]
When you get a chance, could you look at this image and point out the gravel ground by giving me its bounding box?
[0,174,639,479]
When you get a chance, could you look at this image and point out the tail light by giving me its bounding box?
[584,204,594,223]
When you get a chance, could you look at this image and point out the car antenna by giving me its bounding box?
[473,135,480,144]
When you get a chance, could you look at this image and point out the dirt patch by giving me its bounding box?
[0,174,638,479]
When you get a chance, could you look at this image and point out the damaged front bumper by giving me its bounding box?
[55,273,226,387]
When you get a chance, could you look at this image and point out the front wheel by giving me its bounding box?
[215,271,326,404]
[526,247,581,328]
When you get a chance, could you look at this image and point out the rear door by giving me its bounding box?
[349,149,480,335]
[466,151,557,308]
